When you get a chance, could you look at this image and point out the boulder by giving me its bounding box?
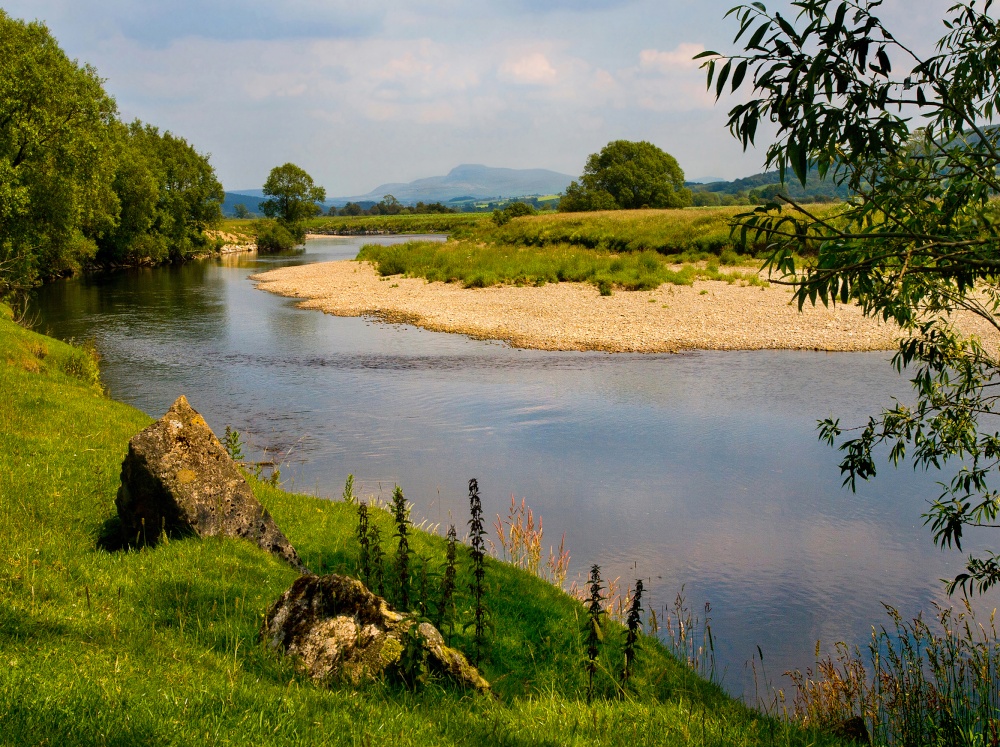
[261,573,489,692]
[116,395,306,572]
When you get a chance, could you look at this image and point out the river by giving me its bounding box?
[30,235,1000,699]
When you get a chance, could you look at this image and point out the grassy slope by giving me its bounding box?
[0,304,846,746]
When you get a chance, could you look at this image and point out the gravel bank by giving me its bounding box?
[251,259,937,353]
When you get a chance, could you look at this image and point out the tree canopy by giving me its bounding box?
[0,10,118,295]
[97,122,224,265]
[707,0,1000,593]
[559,140,692,212]
[0,10,223,297]
[260,163,326,226]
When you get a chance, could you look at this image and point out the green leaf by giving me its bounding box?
[716,60,732,99]
[732,60,749,90]
[748,21,771,50]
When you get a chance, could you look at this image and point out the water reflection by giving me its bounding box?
[30,236,999,698]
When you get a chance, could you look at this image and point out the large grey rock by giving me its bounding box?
[116,395,306,571]
[262,573,490,692]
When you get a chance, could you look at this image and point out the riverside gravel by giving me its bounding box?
[251,259,1000,354]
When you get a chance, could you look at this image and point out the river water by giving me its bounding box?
[30,235,1000,698]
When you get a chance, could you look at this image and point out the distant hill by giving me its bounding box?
[222,191,267,217]
[692,167,850,202]
[331,164,575,206]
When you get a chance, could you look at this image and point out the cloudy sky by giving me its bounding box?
[3,0,950,195]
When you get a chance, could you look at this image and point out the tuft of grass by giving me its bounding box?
[0,301,854,746]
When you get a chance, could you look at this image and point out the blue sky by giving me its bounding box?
[3,0,950,194]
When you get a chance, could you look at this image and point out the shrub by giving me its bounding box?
[255,222,298,252]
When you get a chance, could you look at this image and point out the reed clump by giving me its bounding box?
[781,600,1000,746]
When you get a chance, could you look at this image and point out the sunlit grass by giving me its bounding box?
[357,239,766,294]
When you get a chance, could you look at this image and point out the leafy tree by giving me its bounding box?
[260,163,326,227]
[371,194,403,216]
[0,10,119,296]
[707,0,1000,593]
[233,204,251,219]
[558,140,692,212]
[339,202,364,216]
[98,121,223,264]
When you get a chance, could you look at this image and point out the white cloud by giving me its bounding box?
[638,43,709,73]
[498,52,559,86]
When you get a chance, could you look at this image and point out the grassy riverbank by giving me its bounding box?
[0,303,850,745]
[305,213,487,235]
[354,208,770,293]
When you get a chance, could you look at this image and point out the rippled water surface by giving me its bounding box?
[31,236,999,697]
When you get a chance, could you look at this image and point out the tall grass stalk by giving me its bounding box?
[494,495,570,588]
[623,579,644,687]
[391,486,411,610]
[661,587,717,685]
[468,478,487,665]
[585,564,606,704]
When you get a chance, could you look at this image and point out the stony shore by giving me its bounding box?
[251,258,924,353]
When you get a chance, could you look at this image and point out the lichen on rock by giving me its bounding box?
[262,573,489,692]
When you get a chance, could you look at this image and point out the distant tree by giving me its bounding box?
[233,203,251,219]
[339,202,363,216]
[413,201,455,214]
[559,140,692,212]
[260,163,326,226]
[692,191,722,207]
[492,201,537,226]
[373,194,403,216]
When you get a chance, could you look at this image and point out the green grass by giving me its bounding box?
[451,207,749,255]
[0,302,848,745]
[353,208,780,294]
[357,239,766,294]
[305,213,489,235]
